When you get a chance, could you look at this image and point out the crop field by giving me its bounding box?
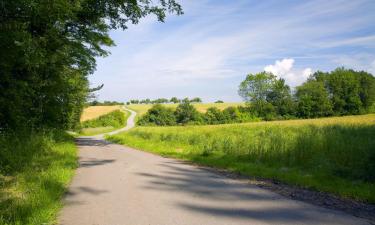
[80,105,122,122]
[126,102,245,116]
[107,114,375,203]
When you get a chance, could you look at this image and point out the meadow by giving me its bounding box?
[0,131,77,224]
[127,102,245,116]
[80,105,122,122]
[107,114,375,203]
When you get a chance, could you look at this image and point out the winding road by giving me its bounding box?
[58,107,371,225]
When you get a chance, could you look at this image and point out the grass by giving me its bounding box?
[127,102,244,120]
[80,105,122,122]
[79,109,129,136]
[107,114,375,203]
[0,130,77,225]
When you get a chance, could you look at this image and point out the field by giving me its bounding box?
[0,131,77,224]
[80,105,122,122]
[80,109,129,136]
[126,102,245,116]
[107,114,375,203]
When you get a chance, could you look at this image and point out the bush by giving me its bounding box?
[175,101,203,124]
[137,104,176,126]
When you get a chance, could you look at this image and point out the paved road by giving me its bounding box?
[59,108,371,225]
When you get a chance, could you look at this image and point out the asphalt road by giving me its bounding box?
[58,108,371,225]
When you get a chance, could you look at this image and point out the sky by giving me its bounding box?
[90,0,375,102]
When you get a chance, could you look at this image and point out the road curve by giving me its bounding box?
[59,109,371,225]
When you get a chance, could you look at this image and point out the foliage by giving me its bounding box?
[215,100,224,103]
[137,104,176,126]
[0,0,182,131]
[0,130,77,224]
[108,114,375,203]
[239,68,375,120]
[88,100,124,106]
[175,101,203,124]
[295,80,333,118]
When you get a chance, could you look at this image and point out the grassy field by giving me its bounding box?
[127,102,245,116]
[0,131,77,224]
[80,109,129,136]
[107,114,375,203]
[80,105,122,122]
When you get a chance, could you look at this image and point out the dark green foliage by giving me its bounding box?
[204,107,225,124]
[0,0,182,131]
[239,68,375,119]
[81,110,126,128]
[215,100,224,103]
[296,80,333,118]
[137,104,176,126]
[175,101,203,124]
[89,100,124,106]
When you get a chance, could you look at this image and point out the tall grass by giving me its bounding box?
[0,130,77,225]
[107,114,375,203]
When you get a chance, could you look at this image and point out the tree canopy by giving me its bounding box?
[0,0,182,130]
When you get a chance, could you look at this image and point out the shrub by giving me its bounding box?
[81,110,126,128]
[175,101,203,124]
[137,104,176,126]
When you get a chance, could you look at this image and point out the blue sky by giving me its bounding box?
[90,0,375,102]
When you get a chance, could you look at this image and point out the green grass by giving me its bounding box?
[79,109,129,136]
[0,130,77,225]
[107,114,375,203]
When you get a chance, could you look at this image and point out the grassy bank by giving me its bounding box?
[107,114,375,203]
[0,130,77,225]
[80,109,129,136]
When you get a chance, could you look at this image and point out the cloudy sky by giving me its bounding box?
[90,0,375,102]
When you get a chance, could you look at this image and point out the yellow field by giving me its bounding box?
[126,102,245,116]
[80,105,121,122]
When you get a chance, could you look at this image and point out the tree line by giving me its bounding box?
[128,97,202,104]
[239,67,375,120]
[139,67,375,126]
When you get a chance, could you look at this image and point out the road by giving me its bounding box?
[59,108,371,225]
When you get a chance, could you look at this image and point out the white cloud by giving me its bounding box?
[264,58,312,86]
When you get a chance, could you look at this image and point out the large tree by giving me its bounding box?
[0,0,182,130]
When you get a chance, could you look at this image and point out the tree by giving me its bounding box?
[295,80,333,118]
[215,100,224,103]
[266,79,295,116]
[170,97,180,104]
[175,101,202,124]
[190,97,202,103]
[0,0,183,130]
[204,107,224,124]
[238,72,276,117]
[137,104,176,126]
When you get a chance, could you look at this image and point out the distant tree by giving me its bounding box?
[175,101,202,124]
[215,100,224,103]
[169,97,179,103]
[190,97,202,103]
[295,80,333,118]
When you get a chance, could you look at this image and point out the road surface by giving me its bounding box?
[59,108,371,225]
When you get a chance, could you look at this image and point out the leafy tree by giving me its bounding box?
[238,72,276,118]
[266,79,295,116]
[137,104,176,126]
[215,100,224,103]
[170,97,180,104]
[190,97,202,103]
[295,80,333,118]
[0,0,182,130]
[175,101,202,124]
[204,107,224,124]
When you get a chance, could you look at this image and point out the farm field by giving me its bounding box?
[80,105,122,122]
[126,102,245,116]
[107,114,375,203]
